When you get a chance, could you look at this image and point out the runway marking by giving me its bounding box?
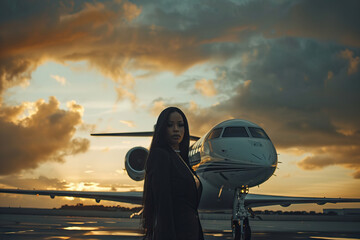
[85,231,143,236]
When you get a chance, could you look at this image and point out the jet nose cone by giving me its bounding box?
[249,151,277,167]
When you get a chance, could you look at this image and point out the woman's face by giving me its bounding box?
[166,111,185,150]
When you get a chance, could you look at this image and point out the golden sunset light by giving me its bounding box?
[0,0,359,213]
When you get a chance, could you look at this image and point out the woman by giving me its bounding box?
[142,107,204,240]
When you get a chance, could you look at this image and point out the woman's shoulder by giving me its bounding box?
[150,147,171,157]
[151,146,170,154]
[147,147,172,166]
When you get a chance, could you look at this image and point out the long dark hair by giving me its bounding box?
[142,107,190,236]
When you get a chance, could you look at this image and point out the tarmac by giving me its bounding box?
[0,209,360,240]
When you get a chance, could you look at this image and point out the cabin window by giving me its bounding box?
[248,127,269,139]
[222,127,249,137]
[207,128,223,140]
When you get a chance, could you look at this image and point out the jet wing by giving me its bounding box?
[91,131,200,141]
[245,193,360,208]
[1,189,359,210]
[0,189,143,205]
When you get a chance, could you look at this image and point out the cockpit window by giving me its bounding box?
[222,127,249,137]
[207,128,222,140]
[248,127,269,139]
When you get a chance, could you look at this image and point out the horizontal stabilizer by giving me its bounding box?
[91,131,153,137]
[91,131,200,141]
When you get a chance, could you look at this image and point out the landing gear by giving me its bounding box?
[232,219,241,240]
[232,186,251,240]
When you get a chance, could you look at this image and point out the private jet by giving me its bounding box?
[1,119,360,240]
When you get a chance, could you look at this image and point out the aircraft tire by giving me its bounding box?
[232,220,241,240]
[243,217,251,240]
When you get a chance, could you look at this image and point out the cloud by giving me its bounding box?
[0,175,68,190]
[297,145,360,179]
[115,86,137,103]
[0,0,359,178]
[142,0,360,49]
[150,99,166,116]
[153,37,360,178]
[340,49,360,75]
[0,0,144,99]
[0,96,90,175]
[51,75,67,85]
[0,174,142,196]
[269,0,360,47]
[0,0,217,102]
[194,79,217,97]
[1,0,359,102]
[120,120,135,128]
[353,170,360,179]
[97,182,141,191]
[0,57,38,101]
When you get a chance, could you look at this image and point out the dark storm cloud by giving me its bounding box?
[139,0,360,46]
[167,38,360,178]
[1,0,359,98]
[186,38,360,144]
[0,0,206,98]
[272,0,360,47]
[0,97,90,175]
[0,0,359,177]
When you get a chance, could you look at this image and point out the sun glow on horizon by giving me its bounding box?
[0,0,359,212]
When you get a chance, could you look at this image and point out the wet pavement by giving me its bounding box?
[0,214,359,240]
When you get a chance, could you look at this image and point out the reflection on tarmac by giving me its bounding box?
[63,226,99,230]
[44,237,70,240]
[85,231,144,236]
[0,214,359,240]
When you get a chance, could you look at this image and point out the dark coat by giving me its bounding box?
[145,147,204,240]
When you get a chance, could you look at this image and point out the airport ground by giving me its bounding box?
[0,208,360,240]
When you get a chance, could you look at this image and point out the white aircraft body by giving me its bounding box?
[1,119,360,240]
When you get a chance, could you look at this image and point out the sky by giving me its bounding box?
[0,0,359,212]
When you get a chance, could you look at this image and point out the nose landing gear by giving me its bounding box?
[232,186,251,240]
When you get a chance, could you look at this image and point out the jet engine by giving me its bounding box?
[124,146,149,181]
